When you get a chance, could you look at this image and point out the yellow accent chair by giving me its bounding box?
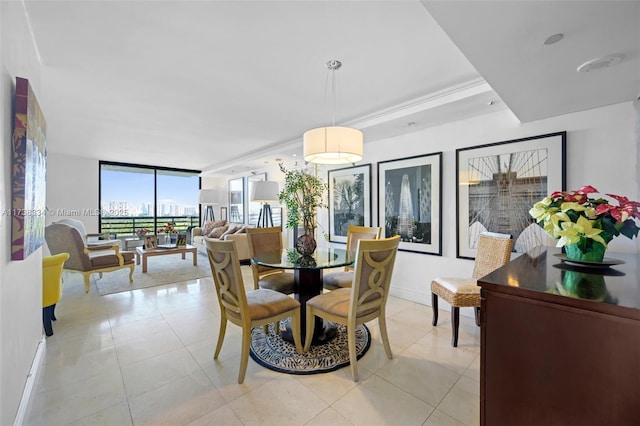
[430,232,513,347]
[304,236,400,381]
[205,239,303,384]
[246,227,295,294]
[45,223,135,293]
[323,225,382,290]
[42,253,70,336]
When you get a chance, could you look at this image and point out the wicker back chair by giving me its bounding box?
[430,232,513,347]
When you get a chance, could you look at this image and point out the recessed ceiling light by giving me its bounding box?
[488,100,496,106]
[544,33,564,45]
[577,55,622,73]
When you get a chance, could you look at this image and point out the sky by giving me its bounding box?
[101,169,199,210]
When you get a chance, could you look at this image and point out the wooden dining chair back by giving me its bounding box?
[206,238,303,383]
[42,252,70,336]
[323,225,382,290]
[430,232,513,347]
[304,235,400,381]
[246,227,294,294]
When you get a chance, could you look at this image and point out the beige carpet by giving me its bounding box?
[93,252,213,295]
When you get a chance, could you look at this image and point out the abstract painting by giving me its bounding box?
[11,77,47,260]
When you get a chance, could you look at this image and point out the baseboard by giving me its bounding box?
[13,335,46,426]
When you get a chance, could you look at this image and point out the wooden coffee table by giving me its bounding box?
[135,244,198,273]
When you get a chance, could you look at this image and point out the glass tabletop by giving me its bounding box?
[252,248,355,270]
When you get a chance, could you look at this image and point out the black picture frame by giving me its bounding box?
[328,164,372,243]
[456,131,566,259]
[377,152,442,255]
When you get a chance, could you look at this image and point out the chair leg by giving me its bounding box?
[451,307,460,347]
[347,324,358,382]
[475,307,481,326]
[378,314,393,360]
[290,309,303,354]
[214,318,227,359]
[303,307,315,352]
[43,306,54,337]
[431,293,439,326]
[128,264,134,283]
[238,327,251,384]
[83,274,91,293]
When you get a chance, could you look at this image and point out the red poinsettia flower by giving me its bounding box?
[530,185,640,248]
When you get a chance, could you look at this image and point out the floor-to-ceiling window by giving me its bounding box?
[99,162,201,237]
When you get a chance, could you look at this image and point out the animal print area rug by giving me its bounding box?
[249,319,370,375]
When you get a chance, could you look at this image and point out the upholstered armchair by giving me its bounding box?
[55,218,122,249]
[45,223,135,293]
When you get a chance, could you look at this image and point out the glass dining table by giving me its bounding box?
[251,247,355,345]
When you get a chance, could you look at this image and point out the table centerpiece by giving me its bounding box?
[278,163,327,256]
[529,185,640,262]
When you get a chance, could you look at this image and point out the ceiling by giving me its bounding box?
[21,1,639,177]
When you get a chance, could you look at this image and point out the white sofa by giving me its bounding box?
[191,222,252,262]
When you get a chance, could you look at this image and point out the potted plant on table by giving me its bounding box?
[278,163,328,256]
[529,185,640,262]
[135,228,152,239]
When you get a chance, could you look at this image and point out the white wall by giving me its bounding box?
[45,153,101,234]
[362,101,639,306]
[0,2,45,424]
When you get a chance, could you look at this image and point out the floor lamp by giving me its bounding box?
[251,181,279,228]
[199,189,218,226]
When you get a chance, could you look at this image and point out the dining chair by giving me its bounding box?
[304,235,400,381]
[45,223,135,293]
[246,227,294,294]
[430,232,513,347]
[205,239,303,384]
[323,225,382,290]
[42,252,70,337]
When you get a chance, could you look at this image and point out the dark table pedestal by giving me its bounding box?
[280,268,337,345]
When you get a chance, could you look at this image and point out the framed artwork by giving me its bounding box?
[220,206,228,221]
[456,131,566,259]
[228,177,244,223]
[247,173,266,226]
[176,233,187,246]
[11,77,47,260]
[144,234,157,249]
[378,152,442,255]
[328,164,372,243]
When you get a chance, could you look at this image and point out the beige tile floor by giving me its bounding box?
[25,267,480,426]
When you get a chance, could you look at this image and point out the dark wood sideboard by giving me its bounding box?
[478,246,640,426]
